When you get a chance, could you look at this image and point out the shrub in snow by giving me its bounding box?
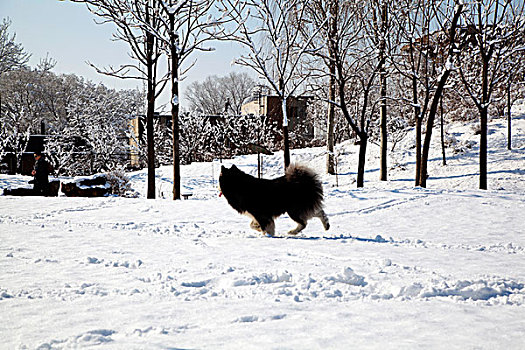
[105,167,137,198]
[178,112,281,164]
[444,133,475,155]
[471,124,482,135]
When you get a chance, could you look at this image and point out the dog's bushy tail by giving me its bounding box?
[285,163,324,217]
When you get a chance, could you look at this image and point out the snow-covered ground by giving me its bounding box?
[1,107,524,349]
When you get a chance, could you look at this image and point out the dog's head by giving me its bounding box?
[219,164,243,196]
[220,164,241,177]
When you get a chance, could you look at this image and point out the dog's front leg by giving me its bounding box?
[250,219,262,232]
[262,219,275,237]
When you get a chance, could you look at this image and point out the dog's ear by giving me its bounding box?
[230,164,238,170]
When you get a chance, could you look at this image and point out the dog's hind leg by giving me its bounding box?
[288,221,306,235]
[316,210,330,231]
[287,213,307,235]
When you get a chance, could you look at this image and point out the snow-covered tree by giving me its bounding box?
[1,58,146,176]
[0,17,30,144]
[44,81,144,176]
[154,116,174,167]
[363,0,392,181]
[178,111,209,164]
[0,18,30,74]
[457,0,525,189]
[0,68,48,171]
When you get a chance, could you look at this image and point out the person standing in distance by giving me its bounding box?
[32,151,49,196]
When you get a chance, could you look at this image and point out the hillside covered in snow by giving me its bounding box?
[1,108,524,348]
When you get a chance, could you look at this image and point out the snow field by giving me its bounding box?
[1,111,525,348]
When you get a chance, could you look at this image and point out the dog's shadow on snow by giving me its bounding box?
[284,234,393,243]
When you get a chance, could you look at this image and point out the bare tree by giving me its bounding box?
[301,0,339,174]
[329,1,390,187]
[390,0,430,186]
[218,0,325,169]
[136,0,231,199]
[338,53,384,188]
[72,0,166,198]
[325,1,338,175]
[320,1,380,187]
[221,72,257,115]
[501,49,525,150]
[391,0,463,187]
[186,72,255,115]
[186,75,228,115]
[419,2,463,188]
[457,0,525,189]
[303,0,399,186]
[367,1,391,181]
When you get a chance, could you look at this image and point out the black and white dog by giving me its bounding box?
[219,163,330,236]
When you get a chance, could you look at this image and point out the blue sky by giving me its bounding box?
[0,0,249,108]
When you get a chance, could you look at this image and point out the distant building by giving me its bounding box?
[241,87,313,139]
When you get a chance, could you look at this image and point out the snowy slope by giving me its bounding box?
[1,109,524,349]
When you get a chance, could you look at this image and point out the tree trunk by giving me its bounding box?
[379,72,387,181]
[412,67,422,187]
[146,34,156,199]
[479,53,489,190]
[357,132,368,188]
[507,82,512,150]
[336,63,369,188]
[145,9,156,199]
[170,13,181,200]
[280,78,290,169]
[479,105,488,190]
[440,96,446,166]
[419,70,451,187]
[326,70,336,174]
[419,3,462,188]
[326,1,338,175]
[379,1,388,181]
[283,124,290,168]
[415,110,422,187]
